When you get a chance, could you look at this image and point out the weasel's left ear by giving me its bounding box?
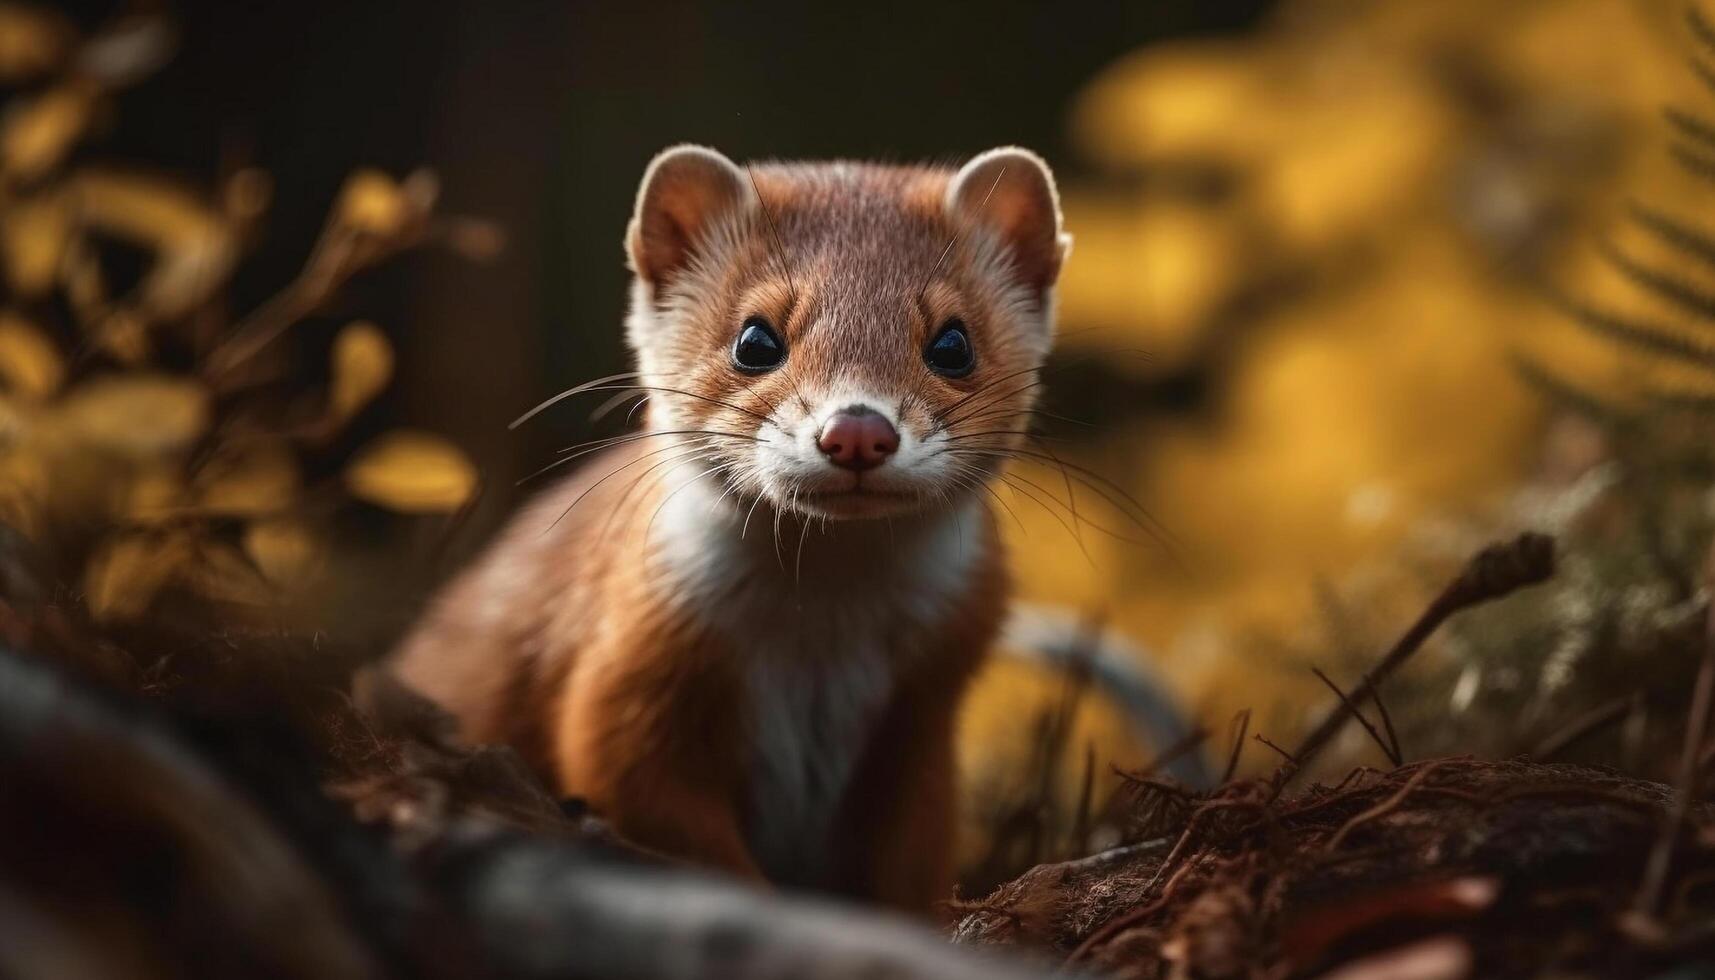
[627,144,754,287]
[946,147,1070,296]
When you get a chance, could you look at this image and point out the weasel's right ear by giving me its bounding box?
[626,145,752,287]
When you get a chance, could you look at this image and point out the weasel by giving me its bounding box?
[390,145,1069,912]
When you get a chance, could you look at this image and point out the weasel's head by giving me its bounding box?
[624,145,1068,521]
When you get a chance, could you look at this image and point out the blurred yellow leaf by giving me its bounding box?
[328,320,393,424]
[51,374,208,457]
[71,170,235,318]
[1073,41,1276,166]
[1057,194,1240,369]
[1254,74,1455,251]
[0,189,71,296]
[221,167,272,224]
[0,82,93,180]
[0,440,46,536]
[194,442,299,516]
[84,531,191,621]
[0,312,62,399]
[93,309,151,364]
[0,3,73,82]
[120,465,185,524]
[77,14,175,89]
[345,430,477,513]
[337,169,408,237]
[243,518,325,590]
[180,539,275,607]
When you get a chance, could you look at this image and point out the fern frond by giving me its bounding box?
[1666,106,1715,153]
[1631,202,1715,271]
[1643,390,1715,415]
[1600,240,1715,321]
[1551,292,1715,373]
[1690,58,1715,100]
[1670,142,1715,185]
[1689,3,1715,59]
[1511,356,1633,426]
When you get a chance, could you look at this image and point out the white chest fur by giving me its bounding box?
[651,481,984,884]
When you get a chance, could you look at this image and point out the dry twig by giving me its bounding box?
[1291,534,1555,774]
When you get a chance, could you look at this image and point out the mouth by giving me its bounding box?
[793,483,921,518]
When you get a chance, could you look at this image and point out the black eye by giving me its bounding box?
[733,316,786,372]
[924,319,974,378]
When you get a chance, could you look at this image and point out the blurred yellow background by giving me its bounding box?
[959,0,1715,860]
[5,0,1715,883]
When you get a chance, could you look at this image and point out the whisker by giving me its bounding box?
[939,377,1047,431]
[1023,435,1088,551]
[510,371,646,429]
[595,444,723,542]
[935,363,1043,424]
[543,442,709,534]
[520,428,758,487]
[516,380,774,428]
[748,164,798,300]
[793,515,813,588]
[995,471,1097,567]
[646,461,735,541]
[557,426,759,455]
[1000,469,1149,547]
[918,163,1007,307]
[947,404,1078,434]
[559,383,774,423]
[956,445,1157,526]
[590,389,647,424]
[944,446,1179,557]
[946,465,1025,535]
[742,490,768,540]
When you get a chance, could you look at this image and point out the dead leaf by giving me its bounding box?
[84,531,191,621]
[243,517,324,589]
[0,312,63,398]
[0,3,74,83]
[327,320,393,424]
[0,188,72,296]
[51,373,209,457]
[194,441,299,516]
[344,430,478,513]
[0,82,94,181]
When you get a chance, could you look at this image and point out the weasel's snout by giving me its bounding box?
[817,407,899,471]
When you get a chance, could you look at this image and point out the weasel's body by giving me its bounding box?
[392,147,1068,911]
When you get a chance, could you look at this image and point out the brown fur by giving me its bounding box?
[392,147,1066,913]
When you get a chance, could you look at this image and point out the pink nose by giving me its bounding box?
[817,408,899,471]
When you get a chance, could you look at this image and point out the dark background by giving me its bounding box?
[59,0,1273,531]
